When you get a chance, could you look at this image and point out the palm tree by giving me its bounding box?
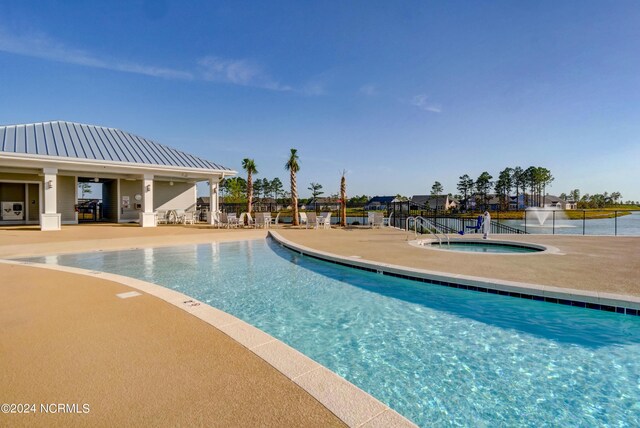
[285,149,300,226]
[340,170,347,227]
[241,158,258,221]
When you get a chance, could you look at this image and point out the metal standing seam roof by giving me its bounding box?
[0,121,232,172]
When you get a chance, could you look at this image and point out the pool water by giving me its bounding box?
[431,241,541,253]
[30,240,640,427]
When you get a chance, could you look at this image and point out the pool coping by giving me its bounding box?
[269,231,640,316]
[0,257,416,428]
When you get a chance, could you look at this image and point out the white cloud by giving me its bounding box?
[359,84,377,96]
[0,27,296,92]
[197,56,291,91]
[0,28,193,80]
[411,94,442,113]
[299,81,326,96]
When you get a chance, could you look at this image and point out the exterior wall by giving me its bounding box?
[119,179,143,221]
[153,181,196,211]
[56,175,76,223]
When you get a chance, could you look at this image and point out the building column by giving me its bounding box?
[207,177,219,225]
[40,168,61,231]
[139,174,156,227]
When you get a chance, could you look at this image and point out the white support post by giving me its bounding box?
[40,168,61,231]
[139,174,156,227]
[207,177,219,225]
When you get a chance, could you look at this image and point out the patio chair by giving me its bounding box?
[183,211,196,225]
[213,212,224,228]
[155,210,168,225]
[226,213,239,228]
[306,212,319,229]
[320,212,332,229]
[299,212,308,227]
[173,209,185,224]
[270,212,281,226]
[239,212,254,227]
[370,212,384,228]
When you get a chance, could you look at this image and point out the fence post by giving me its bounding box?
[615,210,618,236]
[524,211,527,233]
[552,210,555,235]
[583,210,586,235]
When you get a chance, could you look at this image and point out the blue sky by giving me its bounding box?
[1,1,639,200]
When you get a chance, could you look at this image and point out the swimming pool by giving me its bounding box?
[429,241,543,253]
[29,240,640,427]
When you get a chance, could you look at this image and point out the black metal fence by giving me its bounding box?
[212,200,636,236]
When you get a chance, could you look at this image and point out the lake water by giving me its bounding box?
[499,211,640,236]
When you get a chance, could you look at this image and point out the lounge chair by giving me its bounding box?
[461,215,483,235]
[306,212,319,229]
[320,212,332,229]
[255,212,270,229]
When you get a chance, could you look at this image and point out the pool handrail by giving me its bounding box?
[406,216,443,245]
[421,216,451,246]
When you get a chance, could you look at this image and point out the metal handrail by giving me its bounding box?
[386,211,394,228]
[406,216,442,244]
[423,217,451,246]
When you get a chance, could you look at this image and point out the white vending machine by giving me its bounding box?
[1,201,24,220]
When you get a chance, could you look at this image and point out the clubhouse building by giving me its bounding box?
[0,121,234,230]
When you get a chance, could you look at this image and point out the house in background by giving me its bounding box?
[411,194,458,211]
[0,121,234,230]
[544,195,576,210]
[508,194,526,210]
[364,196,398,210]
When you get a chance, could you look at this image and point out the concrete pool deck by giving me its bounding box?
[0,262,347,427]
[0,225,414,427]
[274,228,640,298]
[1,223,638,426]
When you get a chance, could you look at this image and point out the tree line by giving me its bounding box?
[452,166,554,211]
[221,176,285,203]
[558,190,630,208]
